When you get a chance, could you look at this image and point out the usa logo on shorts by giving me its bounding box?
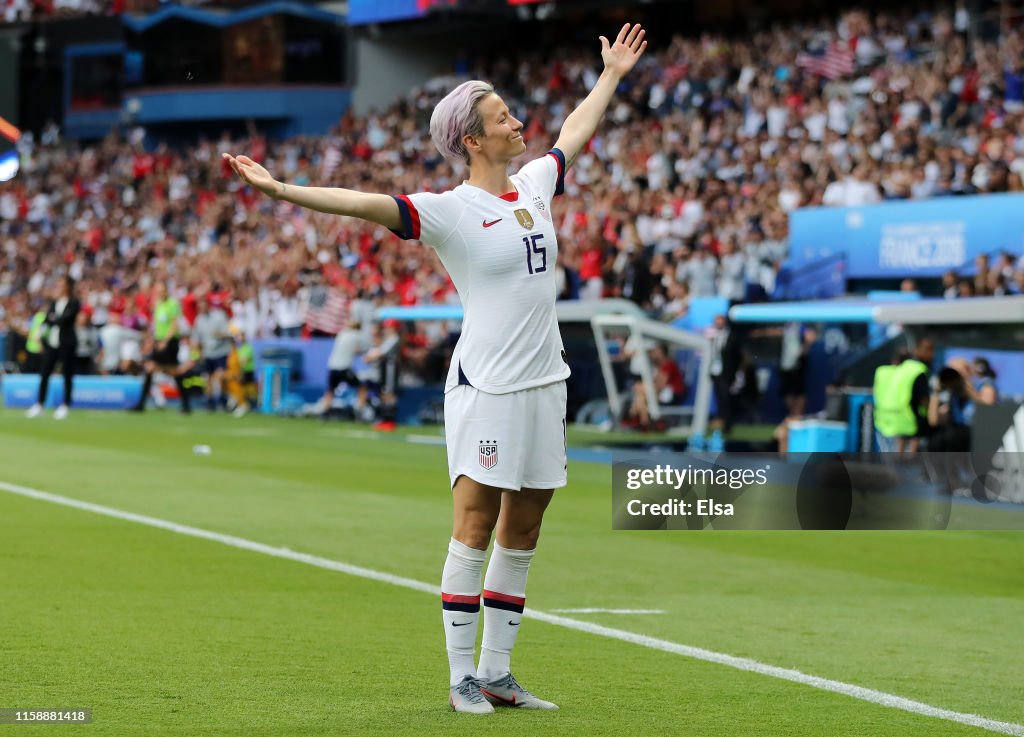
[478,440,498,470]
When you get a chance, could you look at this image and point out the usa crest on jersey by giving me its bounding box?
[532,195,551,222]
[478,440,499,470]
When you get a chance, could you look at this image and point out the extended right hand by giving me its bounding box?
[222,153,280,198]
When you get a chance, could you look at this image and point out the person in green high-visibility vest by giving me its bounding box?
[130,281,192,414]
[873,338,935,454]
[24,309,47,374]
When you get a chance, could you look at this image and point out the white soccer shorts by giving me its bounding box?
[444,381,568,491]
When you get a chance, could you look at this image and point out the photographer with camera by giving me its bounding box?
[927,367,971,452]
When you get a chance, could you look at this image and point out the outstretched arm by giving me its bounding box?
[221,153,402,231]
[553,23,647,169]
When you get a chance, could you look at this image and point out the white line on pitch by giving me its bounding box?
[2,479,1022,737]
[405,434,446,446]
[550,608,666,614]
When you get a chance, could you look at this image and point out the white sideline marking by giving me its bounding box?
[551,608,666,614]
[223,428,279,437]
[406,434,446,446]
[328,429,380,441]
[2,479,1022,736]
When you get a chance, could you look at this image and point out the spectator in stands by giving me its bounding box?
[273,279,304,338]
[619,246,654,308]
[716,236,746,303]
[624,343,684,432]
[822,163,882,207]
[679,247,717,299]
[652,344,686,407]
[942,270,959,299]
[974,253,991,296]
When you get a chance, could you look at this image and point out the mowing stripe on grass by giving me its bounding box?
[3,479,1022,737]
[550,608,666,614]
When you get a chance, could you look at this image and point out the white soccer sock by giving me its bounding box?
[441,537,486,686]
[478,543,534,682]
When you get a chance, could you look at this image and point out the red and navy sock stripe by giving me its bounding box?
[482,589,526,614]
[441,592,480,613]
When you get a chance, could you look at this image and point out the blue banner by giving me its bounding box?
[2,375,143,409]
[789,193,1024,279]
[348,0,424,25]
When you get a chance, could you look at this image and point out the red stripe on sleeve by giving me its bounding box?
[482,589,526,606]
[397,194,420,240]
[441,593,481,604]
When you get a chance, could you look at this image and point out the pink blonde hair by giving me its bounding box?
[429,80,495,165]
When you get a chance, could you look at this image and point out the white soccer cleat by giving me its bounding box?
[25,403,43,419]
[448,675,495,714]
[480,673,559,710]
[54,405,69,420]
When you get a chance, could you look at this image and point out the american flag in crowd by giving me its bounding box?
[321,143,342,182]
[303,286,349,335]
[796,43,855,80]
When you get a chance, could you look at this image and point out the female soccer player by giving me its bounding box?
[223,22,647,713]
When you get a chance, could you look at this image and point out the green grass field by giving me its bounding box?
[2,409,1023,736]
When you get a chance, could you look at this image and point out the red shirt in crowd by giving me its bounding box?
[658,356,686,399]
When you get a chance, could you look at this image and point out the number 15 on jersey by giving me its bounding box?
[523,234,547,275]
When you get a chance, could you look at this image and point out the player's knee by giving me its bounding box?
[499,521,542,550]
[452,525,492,550]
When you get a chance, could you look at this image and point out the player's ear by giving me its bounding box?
[463,132,481,156]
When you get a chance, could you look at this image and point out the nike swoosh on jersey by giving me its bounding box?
[482,219,502,228]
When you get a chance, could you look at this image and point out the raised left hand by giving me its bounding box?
[600,23,647,78]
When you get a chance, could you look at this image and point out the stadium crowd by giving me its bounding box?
[3,5,1024,402]
[3,0,162,24]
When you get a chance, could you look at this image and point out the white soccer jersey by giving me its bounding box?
[391,149,571,395]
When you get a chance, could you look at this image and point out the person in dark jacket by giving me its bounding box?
[26,276,80,420]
